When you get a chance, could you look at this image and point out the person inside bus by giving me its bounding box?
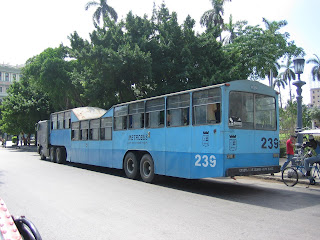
[303,135,320,177]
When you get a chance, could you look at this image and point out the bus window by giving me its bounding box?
[100,117,112,140]
[146,98,165,128]
[229,92,254,129]
[193,88,221,125]
[114,105,128,130]
[80,121,89,140]
[167,93,190,127]
[89,119,100,140]
[255,94,276,130]
[51,114,57,129]
[71,122,80,141]
[129,102,144,129]
[229,92,276,130]
[58,113,64,129]
[65,111,71,129]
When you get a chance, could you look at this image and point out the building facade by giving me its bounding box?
[310,88,320,107]
[0,64,22,103]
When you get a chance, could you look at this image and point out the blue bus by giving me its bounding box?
[36,80,280,183]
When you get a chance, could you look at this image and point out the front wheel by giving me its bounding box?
[50,147,56,163]
[282,167,298,187]
[40,148,46,160]
[140,154,155,183]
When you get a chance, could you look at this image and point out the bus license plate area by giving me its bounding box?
[226,165,280,176]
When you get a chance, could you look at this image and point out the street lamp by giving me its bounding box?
[293,57,305,147]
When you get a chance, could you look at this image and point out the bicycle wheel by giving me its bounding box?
[282,167,298,187]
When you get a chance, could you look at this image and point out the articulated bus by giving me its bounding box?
[36,80,280,183]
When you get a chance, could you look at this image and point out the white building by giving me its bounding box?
[0,64,22,103]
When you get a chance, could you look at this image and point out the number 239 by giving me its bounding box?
[261,137,279,149]
[195,154,217,167]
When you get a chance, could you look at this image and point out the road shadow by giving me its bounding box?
[45,160,320,212]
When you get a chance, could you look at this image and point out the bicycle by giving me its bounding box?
[282,146,320,187]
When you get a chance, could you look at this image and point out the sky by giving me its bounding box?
[0,0,319,104]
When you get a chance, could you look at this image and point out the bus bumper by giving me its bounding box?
[226,165,280,177]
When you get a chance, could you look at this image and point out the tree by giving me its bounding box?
[279,57,295,102]
[307,54,320,81]
[22,46,81,111]
[224,19,304,80]
[200,0,231,40]
[273,76,287,108]
[0,80,53,135]
[85,0,118,27]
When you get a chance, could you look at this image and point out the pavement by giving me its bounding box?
[2,141,318,186]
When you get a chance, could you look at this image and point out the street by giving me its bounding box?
[1,145,319,240]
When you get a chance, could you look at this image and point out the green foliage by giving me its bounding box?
[224,19,304,81]
[0,80,53,135]
[279,100,311,137]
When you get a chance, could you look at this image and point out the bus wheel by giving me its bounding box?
[40,148,46,160]
[50,147,56,163]
[124,152,139,179]
[56,147,66,164]
[140,154,155,183]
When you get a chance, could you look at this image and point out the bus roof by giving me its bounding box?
[72,107,107,121]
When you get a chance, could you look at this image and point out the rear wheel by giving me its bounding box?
[140,154,155,183]
[56,147,66,164]
[50,147,56,163]
[124,152,139,179]
[282,167,298,187]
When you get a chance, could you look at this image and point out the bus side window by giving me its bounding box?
[65,111,71,129]
[80,121,89,140]
[146,98,165,128]
[51,114,58,129]
[100,117,112,140]
[167,93,190,127]
[71,122,80,141]
[58,113,64,129]
[129,102,144,129]
[89,119,100,140]
[192,88,221,125]
[114,105,128,130]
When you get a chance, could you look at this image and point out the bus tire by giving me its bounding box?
[124,152,139,179]
[140,154,155,183]
[50,147,56,163]
[56,147,66,164]
[40,148,46,160]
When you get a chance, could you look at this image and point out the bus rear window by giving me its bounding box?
[229,92,276,130]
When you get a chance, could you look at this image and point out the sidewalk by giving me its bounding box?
[252,158,319,186]
[1,141,36,152]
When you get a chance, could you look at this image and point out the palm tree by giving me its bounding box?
[85,0,118,27]
[307,54,320,81]
[280,58,295,102]
[200,0,231,40]
[273,76,287,108]
[222,15,235,45]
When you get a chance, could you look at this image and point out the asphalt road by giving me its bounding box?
[1,146,319,240]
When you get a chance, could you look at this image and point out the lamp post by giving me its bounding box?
[292,57,305,147]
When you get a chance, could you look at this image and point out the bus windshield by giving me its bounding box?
[228,91,276,130]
